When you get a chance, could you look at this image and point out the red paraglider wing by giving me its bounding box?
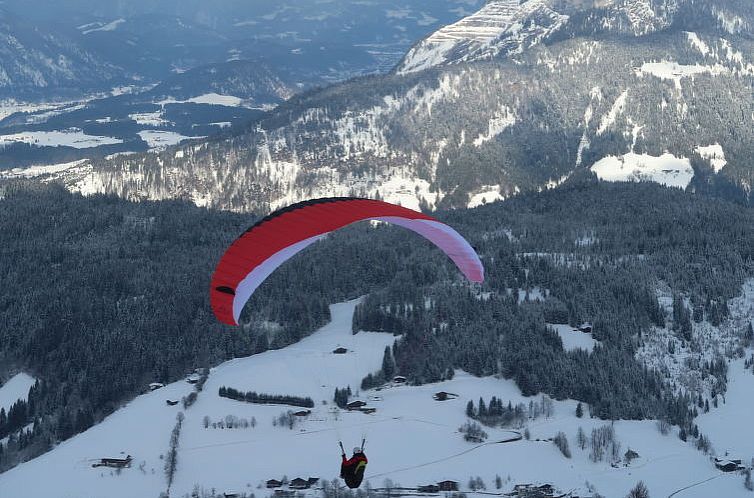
[210,198,484,325]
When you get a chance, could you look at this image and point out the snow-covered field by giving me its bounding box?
[129,111,170,127]
[548,324,597,353]
[138,130,197,149]
[0,100,70,122]
[2,299,752,497]
[0,373,36,413]
[591,152,694,188]
[0,129,123,149]
[697,359,754,461]
[157,93,246,108]
[638,61,727,89]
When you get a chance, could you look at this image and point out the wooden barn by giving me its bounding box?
[346,400,367,410]
[290,478,311,490]
[266,479,283,488]
[715,458,745,472]
[332,347,348,354]
[418,484,440,493]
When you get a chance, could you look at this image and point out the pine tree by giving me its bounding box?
[576,402,583,418]
[466,400,475,418]
[478,397,487,417]
[381,346,395,379]
[577,427,587,450]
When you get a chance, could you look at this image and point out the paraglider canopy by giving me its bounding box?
[210,197,484,326]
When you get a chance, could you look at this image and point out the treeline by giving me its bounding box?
[218,386,314,408]
[465,395,553,428]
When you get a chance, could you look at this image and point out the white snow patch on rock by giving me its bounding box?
[473,106,516,146]
[685,32,710,56]
[597,90,628,135]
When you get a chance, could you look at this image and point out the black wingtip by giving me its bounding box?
[215,286,236,296]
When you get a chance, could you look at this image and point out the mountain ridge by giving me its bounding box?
[26,0,754,212]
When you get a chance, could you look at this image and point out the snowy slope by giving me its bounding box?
[3,299,752,497]
[0,373,36,413]
[0,377,194,498]
[696,359,754,461]
[397,0,568,75]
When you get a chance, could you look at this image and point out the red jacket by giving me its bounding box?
[342,453,368,468]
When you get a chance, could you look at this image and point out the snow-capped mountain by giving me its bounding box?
[397,0,568,75]
[0,9,120,98]
[22,0,754,211]
[397,0,754,75]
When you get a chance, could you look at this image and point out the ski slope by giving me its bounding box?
[0,300,750,497]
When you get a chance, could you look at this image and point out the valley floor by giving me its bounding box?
[0,300,752,497]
